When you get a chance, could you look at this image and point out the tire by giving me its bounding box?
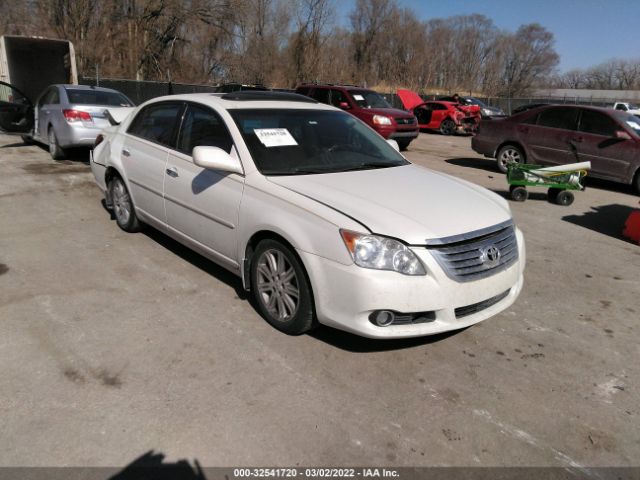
[251,239,316,335]
[108,176,142,232]
[555,190,574,206]
[496,145,525,174]
[48,127,65,160]
[509,185,528,202]
[633,169,640,196]
[548,187,561,202]
[21,135,33,145]
[439,118,456,135]
[396,138,411,151]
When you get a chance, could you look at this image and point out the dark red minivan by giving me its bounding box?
[295,84,419,150]
[472,104,640,193]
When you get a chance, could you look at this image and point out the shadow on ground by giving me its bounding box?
[562,204,638,242]
[309,325,462,352]
[492,189,551,203]
[109,451,206,480]
[143,227,248,300]
[446,157,499,173]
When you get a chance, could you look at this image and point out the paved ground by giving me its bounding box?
[0,132,639,473]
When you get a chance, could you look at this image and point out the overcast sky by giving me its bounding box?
[338,0,638,72]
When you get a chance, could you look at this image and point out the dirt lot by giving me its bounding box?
[0,132,639,473]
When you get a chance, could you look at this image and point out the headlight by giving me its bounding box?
[340,230,426,275]
[482,108,492,115]
[372,115,392,126]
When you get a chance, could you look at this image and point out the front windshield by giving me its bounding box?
[349,90,392,109]
[230,109,409,175]
[617,112,640,135]
[467,97,487,108]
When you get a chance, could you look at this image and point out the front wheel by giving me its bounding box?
[251,239,316,335]
[439,118,456,135]
[396,138,412,151]
[108,176,142,232]
[496,145,525,174]
[48,127,65,160]
[509,185,528,202]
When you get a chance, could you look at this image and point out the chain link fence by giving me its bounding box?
[79,76,618,114]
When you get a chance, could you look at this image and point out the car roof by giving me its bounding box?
[138,91,339,111]
[52,84,125,94]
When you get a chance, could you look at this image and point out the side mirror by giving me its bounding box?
[193,146,243,174]
[615,130,631,140]
[339,102,351,110]
[386,139,400,152]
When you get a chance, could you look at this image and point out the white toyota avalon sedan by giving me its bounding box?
[90,91,525,339]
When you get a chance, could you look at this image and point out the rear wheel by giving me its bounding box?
[555,190,574,206]
[48,127,65,160]
[251,239,316,335]
[439,118,456,135]
[108,176,142,232]
[496,145,524,174]
[633,169,640,195]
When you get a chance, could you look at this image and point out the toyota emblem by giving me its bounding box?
[481,245,501,266]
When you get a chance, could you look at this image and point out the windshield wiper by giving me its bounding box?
[331,162,401,173]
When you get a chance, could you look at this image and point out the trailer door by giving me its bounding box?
[0,81,34,135]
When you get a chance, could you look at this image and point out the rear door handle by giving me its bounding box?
[166,167,179,178]
[122,148,130,157]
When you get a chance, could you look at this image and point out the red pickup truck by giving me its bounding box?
[295,84,419,150]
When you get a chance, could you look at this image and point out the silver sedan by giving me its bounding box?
[0,82,134,159]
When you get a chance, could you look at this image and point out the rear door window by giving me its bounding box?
[177,103,233,155]
[311,88,330,104]
[536,107,578,130]
[127,102,183,147]
[578,110,618,137]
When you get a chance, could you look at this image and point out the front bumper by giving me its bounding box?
[299,227,525,339]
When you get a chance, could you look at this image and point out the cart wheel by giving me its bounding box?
[509,185,528,202]
[555,190,574,206]
[548,188,561,202]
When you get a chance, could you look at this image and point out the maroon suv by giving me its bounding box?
[472,104,640,193]
[295,84,419,150]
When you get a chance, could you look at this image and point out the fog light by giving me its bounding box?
[371,310,395,327]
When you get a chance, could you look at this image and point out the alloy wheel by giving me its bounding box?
[256,249,300,321]
[111,179,131,225]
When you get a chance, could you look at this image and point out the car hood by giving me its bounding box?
[359,106,415,118]
[397,89,425,111]
[267,164,511,244]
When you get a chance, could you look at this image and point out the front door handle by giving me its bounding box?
[166,167,179,178]
[571,136,584,143]
[122,148,131,157]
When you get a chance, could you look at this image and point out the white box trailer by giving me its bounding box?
[0,35,77,102]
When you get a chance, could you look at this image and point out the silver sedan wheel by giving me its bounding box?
[111,179,131,225]
[48,129,57,155]
[256,249,300,321]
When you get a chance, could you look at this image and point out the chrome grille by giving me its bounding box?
[455,290,510,318]
[428,221,518,282]
[395,117,416,125]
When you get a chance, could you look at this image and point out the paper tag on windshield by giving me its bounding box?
[352,94,364,101]
[254,128,298,147]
